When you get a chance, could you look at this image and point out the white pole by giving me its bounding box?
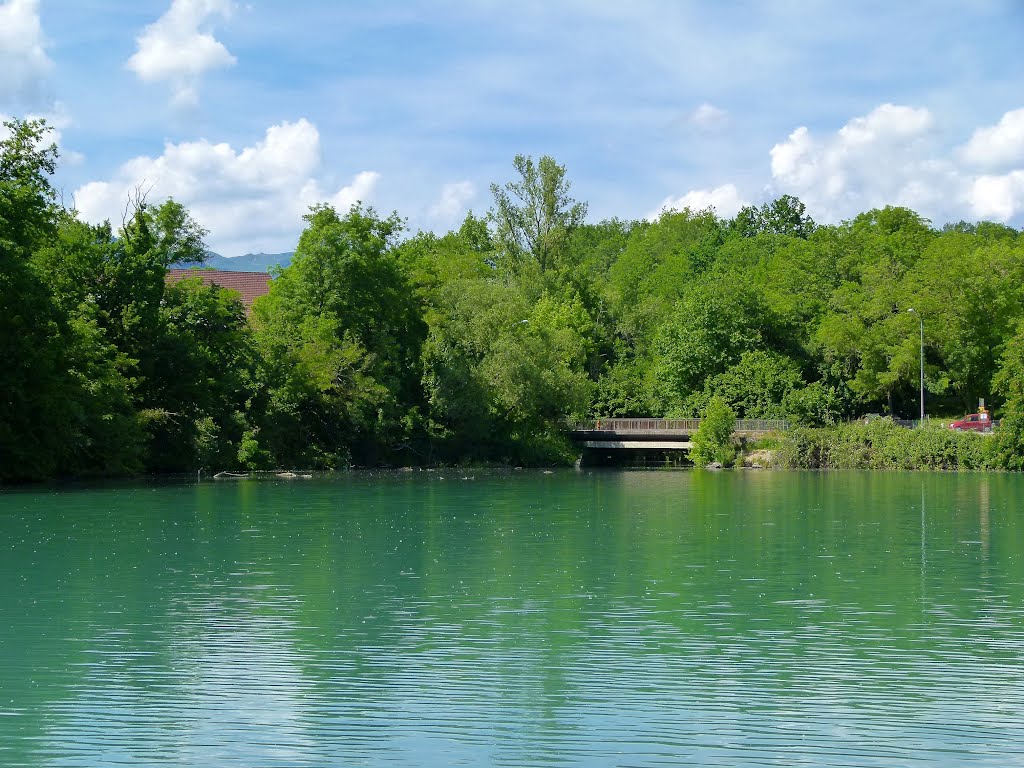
[919,315,925,423]
[908,309,924,424]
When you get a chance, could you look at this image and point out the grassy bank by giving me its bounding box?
[770,419,1003,471]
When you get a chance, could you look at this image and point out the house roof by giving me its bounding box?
[166,269,272,313]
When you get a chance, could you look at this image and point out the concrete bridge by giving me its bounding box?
[568,418,789,453]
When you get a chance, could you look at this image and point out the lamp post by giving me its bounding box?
[907,309,924,424]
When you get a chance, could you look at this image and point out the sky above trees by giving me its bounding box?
[2,0,1023,255]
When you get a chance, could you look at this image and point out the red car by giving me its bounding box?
[949,413,997,432]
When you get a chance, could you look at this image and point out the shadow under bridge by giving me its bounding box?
[568,418,790,455]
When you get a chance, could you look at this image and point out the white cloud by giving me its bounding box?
[770,104,938,213]
[765,103,1024,226]
[648,183,746,220]
[769,104,958,222]
[127,0,236,107]
[73,119,380,255]
[427,180,476,223]
[0,0,53,104]
[969,171,1024,221]
[836,103,933,145]
[328,171,381,214]
[689,102,728,130]
[961,108,1024,171]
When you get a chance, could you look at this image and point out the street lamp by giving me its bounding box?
[907,308,924,424]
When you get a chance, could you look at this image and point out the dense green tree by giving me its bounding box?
[34,200,218,471]
[394,213,494,306]
[649,281,772,414]
[0,119,71,480]
[903,236,1024,410]
[732,195,815,238]
[33,214,142,475]
[686,350,805,419]
[145,277,258,471]
[254,204,426,466]
[608,208,725,344]
[993,323,1024,470]
[4,131,1024,479]
[422,279,592,463]
[810,208,937,416]
[489,154,587,276]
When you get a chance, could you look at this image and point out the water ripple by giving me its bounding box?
[2,472,1024,766]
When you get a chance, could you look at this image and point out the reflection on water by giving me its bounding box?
[2,471,1024,766]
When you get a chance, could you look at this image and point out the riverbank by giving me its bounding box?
[764,419,1006,471]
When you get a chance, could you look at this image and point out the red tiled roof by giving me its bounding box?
[166,269,272,313]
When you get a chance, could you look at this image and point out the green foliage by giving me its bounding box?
[776,420,999,470]
[607,209,725,344]
[732,195,816,238]
[782,380,848,426]
[691,396,737,467]
[592,357,651,417]
[650,281,770,413]
[393,216,493,305]
[145,277,257,470]
[421,280,593,464]
[685,350,805,419]
[253,203,426,467]
[489,154,587,276]
[0,119,72,481]
[4,133,1024,480]
[0,120,266,480]
[0,118,58,257]
[993,323,1024,469]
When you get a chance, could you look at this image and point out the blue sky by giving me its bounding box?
[2,0,1023,255]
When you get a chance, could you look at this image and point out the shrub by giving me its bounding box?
[776,419,1000,470]
[691,396,738,467]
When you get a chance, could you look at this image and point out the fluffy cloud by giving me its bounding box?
[648,183,746,220]
[645,105,1024,228]
[0,0,53,104]
[127,0,236,107]
[767,104,1024,226]
[427,180,476,223]
[73,119,380,255]
[969,171,1024,222]
[961,108,1024,171]
[769,104,943,220]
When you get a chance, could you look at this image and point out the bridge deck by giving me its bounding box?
[570,418,789,441]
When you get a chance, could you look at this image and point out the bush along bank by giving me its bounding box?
[774,419,1002,470]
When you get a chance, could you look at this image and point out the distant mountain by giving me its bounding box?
[182,251,293,272]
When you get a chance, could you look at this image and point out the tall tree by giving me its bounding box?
[489,154,587,275]
[0,119,70,480]
[253,204,426,466]
[730,195,815,238]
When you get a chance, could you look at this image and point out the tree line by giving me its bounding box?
[3,119,1024,482]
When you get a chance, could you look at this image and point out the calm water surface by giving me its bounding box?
[1,470,1023,766]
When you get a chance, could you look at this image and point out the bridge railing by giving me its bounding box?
[735,418,791,433]
[569,418,790,433]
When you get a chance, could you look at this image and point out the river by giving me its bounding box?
[1,470,1022,766]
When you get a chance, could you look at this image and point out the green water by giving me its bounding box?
[1,470,1023,766]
